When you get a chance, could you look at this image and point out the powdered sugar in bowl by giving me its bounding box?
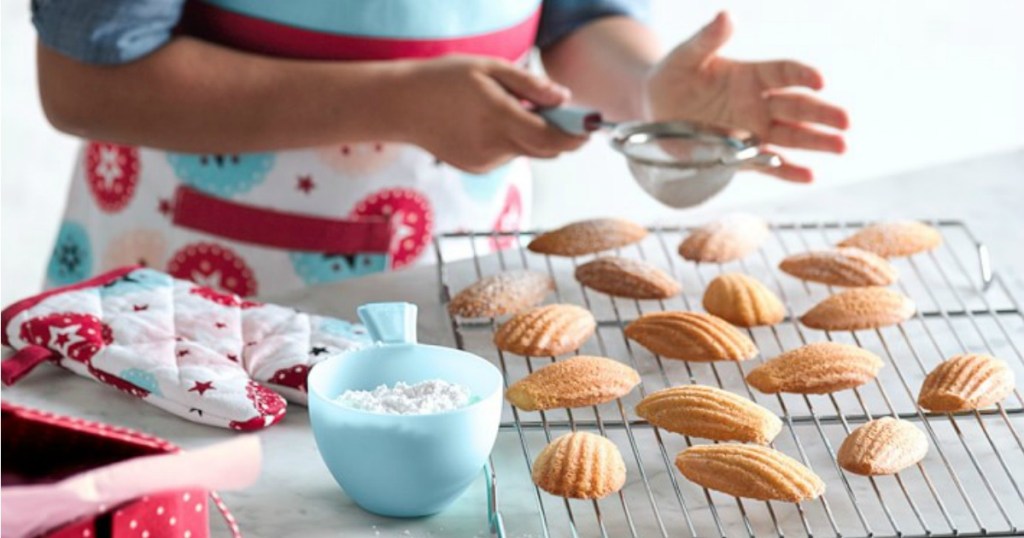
[308,302,503,518]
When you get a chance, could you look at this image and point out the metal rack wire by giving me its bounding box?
[432,220,1024,538]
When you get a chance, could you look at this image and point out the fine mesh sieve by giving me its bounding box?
[540,107,781,209]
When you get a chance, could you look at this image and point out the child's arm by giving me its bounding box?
[541,12,848,182]
[38,37,585,172]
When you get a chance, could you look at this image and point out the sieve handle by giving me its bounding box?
[739,150,783,169]
[537,106,605,136]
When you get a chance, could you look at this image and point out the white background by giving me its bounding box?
[3,1,1024,306]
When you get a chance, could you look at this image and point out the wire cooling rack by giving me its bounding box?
[432,220,1024,538]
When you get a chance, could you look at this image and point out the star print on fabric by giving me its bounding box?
[177,349,190,357]
[133,304,148,312]
[158,198,174,217]
[56,243,83,274]
[102,274,139,288]
[189,380,215,396]
[95,146,123,188]
[310,346,329,356]
[296,175,316,194]
[214,322,227,329]
[324,254,358,272]
[226,353,238,362]
[48,325,84,354]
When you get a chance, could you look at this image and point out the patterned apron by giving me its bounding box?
[46,0,540,298]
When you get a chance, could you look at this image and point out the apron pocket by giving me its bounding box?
[172,186,392,254]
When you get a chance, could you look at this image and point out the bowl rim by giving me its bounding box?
[307,342,504,418]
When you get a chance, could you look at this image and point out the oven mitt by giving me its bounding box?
[1,267,370,431]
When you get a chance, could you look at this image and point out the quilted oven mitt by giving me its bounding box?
[1,267,370,430]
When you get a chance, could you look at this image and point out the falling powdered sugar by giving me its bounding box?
[336,380,471,415]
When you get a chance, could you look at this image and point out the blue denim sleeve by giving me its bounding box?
[32,0,186,64]
[536,0,650,50]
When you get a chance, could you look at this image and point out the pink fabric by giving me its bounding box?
[2,436,260,538]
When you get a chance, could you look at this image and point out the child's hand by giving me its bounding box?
[396,56,588,173]
[645,12,849,183]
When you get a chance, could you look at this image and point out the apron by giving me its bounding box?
[46,0,540,298]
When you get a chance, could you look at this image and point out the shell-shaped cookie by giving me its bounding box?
[506,356,641,411]
[636,385,782,444]
[532,432,627,499]
[574,257,681,299]
[678,214,770,263]
[624,311,758,362]
[779,247,898,287]
[837,417,928,475]
[837,220,942,258]
[746,342,884,394]
[448,270,554,318]
[675,444,825,502]
[494,304,596,356]
[528,218,647,257]
[917,354,1015,412]
[800,287,915,331]
[702,273,785,327]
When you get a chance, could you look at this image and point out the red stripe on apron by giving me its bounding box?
[172,186,393,253]
[181,2,540,61]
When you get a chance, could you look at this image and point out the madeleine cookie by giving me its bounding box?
[494,304,596,356]
[575,257,680,299]
[448,270,554,318]
[532,432,626,499]
[678,214,770,263]
[746,342,884,394]
[837,417,928,476]
[837,221,942,258]
[779,247,898,287]
[636,385,782,444]
[506,356,640,411]
[528,218,647,257]
[702,273,785,327]
[918,354,1015,412]
[675,444,825,502]
[800,287,915,331]
[624,311,758,362]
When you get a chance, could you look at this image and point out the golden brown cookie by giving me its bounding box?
[678,214,770,263]
[635,385,782,444]
[506,356,641,411]
[746,342,884,394]
[532,432,626,499]
[493,304,596,356]
[574,256,681,299]
[527,218,648,257]
[675,444,825,502]
[917,353,1015,412]
[447,270,554,318]
[702,273,785,327]
[800,287,915,331]
[779,247,898,287]
[624,311,758,362]
[837,417,928,476]
[837,221,942,258]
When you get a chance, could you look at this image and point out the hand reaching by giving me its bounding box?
[645,12,849,182]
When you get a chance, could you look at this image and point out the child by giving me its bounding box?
[34,1,847,297]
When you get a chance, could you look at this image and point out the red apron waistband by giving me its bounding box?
[180,1,539,62]
[172,186,393,253]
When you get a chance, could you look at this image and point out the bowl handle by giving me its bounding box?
[356,302,418,345]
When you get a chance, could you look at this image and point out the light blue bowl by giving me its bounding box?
[308,302,503,517]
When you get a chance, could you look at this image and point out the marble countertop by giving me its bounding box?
[4,150,1023,538]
